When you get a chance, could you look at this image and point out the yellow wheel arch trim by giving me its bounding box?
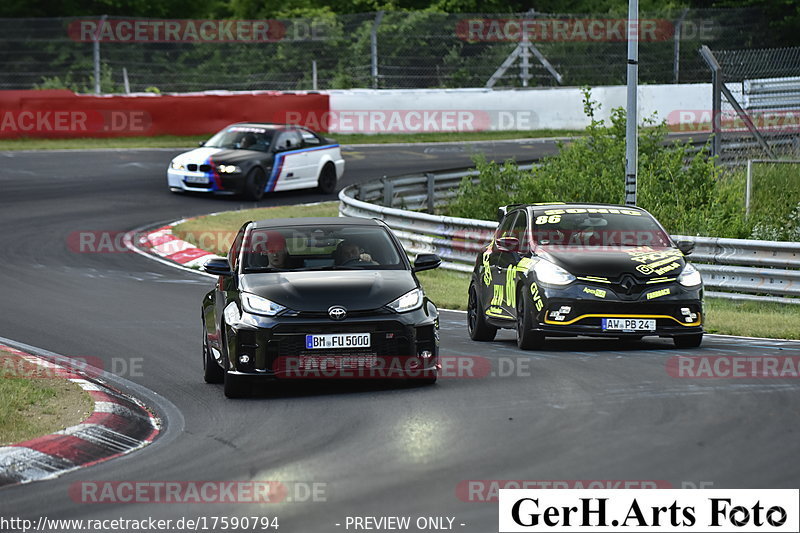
[544,313,702,327]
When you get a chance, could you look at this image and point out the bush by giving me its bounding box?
[746,162,800,241]
[448,89,756,239]
[448,155,526,221]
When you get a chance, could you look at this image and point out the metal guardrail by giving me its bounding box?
[339,165,800,304]
[743,76,800,111]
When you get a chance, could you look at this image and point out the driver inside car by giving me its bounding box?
[334,240,374,265]
[238,132,257,150]
[252,231,298,269]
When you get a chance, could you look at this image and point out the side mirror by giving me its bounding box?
[676,240,695,256]
[496,236,519,253]
[203,257,232,276]
[412,253,441,273]
[198,140,206,147]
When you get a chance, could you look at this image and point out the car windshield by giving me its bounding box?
[241,225,405,272]
[204,126,274,152]
[531,208,671,247]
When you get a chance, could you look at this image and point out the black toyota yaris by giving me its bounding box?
[201,217,441,397]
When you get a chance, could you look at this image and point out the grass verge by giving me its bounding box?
[174,202,800,339]
[0,129,585,151]
[702,298,800,339]
[0,135,209,151]
[0,350,93,445]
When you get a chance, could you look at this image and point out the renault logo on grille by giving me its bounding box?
[619,274,637,294]
[328,306,347,320]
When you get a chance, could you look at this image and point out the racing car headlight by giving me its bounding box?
[241,293,286,316]
[678,262,702,287]
[533,259,575,286]
[170,161,185,171]
[217,165,242,174]
[387,288,424,313]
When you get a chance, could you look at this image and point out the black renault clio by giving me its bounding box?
[201,217,441,397]
[468,203,704,350]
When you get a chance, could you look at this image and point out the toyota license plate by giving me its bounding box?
[602,318,656,331]
[305,333,371,349]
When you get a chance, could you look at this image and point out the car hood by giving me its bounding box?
[539,246,686,280]
[173,147,272,165]
[239,270,418,312]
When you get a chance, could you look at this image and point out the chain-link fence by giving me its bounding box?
[699,46,800,162]
[0,9,768,93]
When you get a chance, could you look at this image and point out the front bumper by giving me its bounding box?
[224,306,439,380]
[532,281,703,338]
[167,168,244,195]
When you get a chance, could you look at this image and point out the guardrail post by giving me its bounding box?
[426,173,435,213]
[382,176,393,207]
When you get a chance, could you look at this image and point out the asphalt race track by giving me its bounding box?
[1,140,799,532]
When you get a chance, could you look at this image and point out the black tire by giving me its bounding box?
[243,167,267,201]
[674,333,703,348]
[411,375,437,386]
[202,320,224,384]
[317,164,337,194]
[467,284,497,341]
[516,286,544,350]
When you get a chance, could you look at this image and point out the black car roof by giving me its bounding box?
[251,217,385,229]
[513,203,648,213]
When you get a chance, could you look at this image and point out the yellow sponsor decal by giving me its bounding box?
[637,261,681,276]
[646,287,671,300]
[530,282,544,311]
[645,277,676,284]
[643,256,684,270]
[543,208,642,216]
[482,250,491,286]
[626,247,684,277]
[577,276,612,284]
[583,287,607,298]
[505,268,516,308]
[491,284,504,306]
[626,247,684,263]
[486,306,512,319]
[516,257,534,271]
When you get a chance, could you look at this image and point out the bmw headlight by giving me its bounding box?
[217,164,242,174]
[241,293,286,316]
[533,259,575,286]
[170,161,185,170]
[387,288,424,313]
[678,262,702,287]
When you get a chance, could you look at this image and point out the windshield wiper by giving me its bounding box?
[311,265,361,271]
[243,266,285,273]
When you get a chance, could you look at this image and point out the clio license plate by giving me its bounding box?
[602,318,656,331]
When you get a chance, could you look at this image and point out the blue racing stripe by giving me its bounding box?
[265,144,340,193]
